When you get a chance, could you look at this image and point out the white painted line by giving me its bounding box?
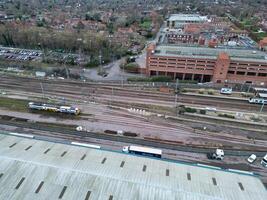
[197,163,221,170]
[9,132,34,139]
[71,142,101,149]
[228,169,254,175]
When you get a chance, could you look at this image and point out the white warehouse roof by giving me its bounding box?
[0,133,266,200]
[168,14,207,22]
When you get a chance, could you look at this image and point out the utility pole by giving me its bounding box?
[260,101,265,113]
[174,78,179,107]
[99,50,102,74]
[247,83,252,93]
[65,54,69,79]
[110,87,114,106]
[121,60,124,88]
[40,82,45,100]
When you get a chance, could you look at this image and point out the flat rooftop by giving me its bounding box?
[0,133,266,200]
[154,45,267,63]
[168,14,207,22]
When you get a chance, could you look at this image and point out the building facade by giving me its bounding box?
[146,44,267,85]
[166,14,207,28]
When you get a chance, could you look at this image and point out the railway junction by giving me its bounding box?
[0,73,267,193]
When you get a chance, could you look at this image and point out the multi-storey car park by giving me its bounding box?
[0,133,266,200]
[146,44,267,85]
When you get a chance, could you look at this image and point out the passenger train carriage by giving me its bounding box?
[249,87,267,105]
[28,102,81,115]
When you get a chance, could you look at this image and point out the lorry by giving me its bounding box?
[207,149,224,160]
[122,145,162,158]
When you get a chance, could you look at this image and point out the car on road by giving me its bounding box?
[220,87,232,95]
[247,154,257,163]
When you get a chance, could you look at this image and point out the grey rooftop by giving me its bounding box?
[168,14,207,22]
[154,45,267,63]
[0,133,266,200]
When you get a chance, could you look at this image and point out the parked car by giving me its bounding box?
[247,154,257,163]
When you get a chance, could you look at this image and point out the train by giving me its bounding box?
[28,102,81,115]
[248,98,267,105]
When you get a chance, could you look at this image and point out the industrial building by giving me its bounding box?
[0,133,267,200]
[146,44,267,85]
[166,14,208,28]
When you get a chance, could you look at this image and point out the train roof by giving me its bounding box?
[259,93,267,98]
[253,87,267,92]
[129,145,162,155]
[59,106,72,109]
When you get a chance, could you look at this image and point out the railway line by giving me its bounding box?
[0,74,265,112]
[1,74,267,154]
[0,118,267,157]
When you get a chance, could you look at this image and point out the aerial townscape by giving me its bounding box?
[0,0,267,199]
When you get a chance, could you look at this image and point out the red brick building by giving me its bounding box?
[146,44,267,85]
[259,37,267,51]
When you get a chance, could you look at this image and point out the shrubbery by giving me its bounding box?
[218,113,235,119]
[184,107,197,113]
[199,89,205,94]
[127,76,172,82]
[207,89,215,95]
[199,109,206,115]
[121,62,139,73]
[150,76,172,82]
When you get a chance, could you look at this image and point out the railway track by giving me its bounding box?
[0,118,267,157]
[0,74,265,111]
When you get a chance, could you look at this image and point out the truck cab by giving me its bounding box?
[261,154,267,167]
[122,146,129,153]
[207,149,224,160]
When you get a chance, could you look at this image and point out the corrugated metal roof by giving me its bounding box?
[0,134,266,200]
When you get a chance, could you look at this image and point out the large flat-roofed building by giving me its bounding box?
[0,133,267,200]
[167,14,208,28]
[146,44,267,85]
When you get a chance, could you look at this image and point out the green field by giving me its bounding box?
[0,97,28,112]
[140,20,152,30]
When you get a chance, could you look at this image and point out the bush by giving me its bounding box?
[241,92,253,98]
[122,62,139,73]
[181,88,188,93]
[185,107,197,113]
[127,76,172,82]
[177,105,185,115]
[207,89,215,95]
[199,89,205,94]
[199,110,206,115]
[179,80,198,84]
[86,59,99,68]
[150,76,172,82]
[218,113,235,119]
[127,77,151,82]
[250,116,261,122]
